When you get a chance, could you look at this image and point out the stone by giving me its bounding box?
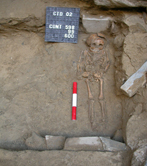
[93,0,147,8]
[120,61,147,97]
[82,13,112,33]
[25,133,46,150]
[99,137,127,151]
[122,33,147,78]
[131,146,147,166]
[64,137,127,151]
[0,149,129,166]
[0,139,27,151]
[122,12,147,33]
[64,137,103,151]
[45,135,65,150]
[112,129,124,142]
[138,139,147,148]
[126,111,147,150]
[134,104,143,115]
[114,34,125,49]
[144,159,147,166]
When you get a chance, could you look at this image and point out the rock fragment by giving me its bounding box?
[112,129,124,142]
[45,135,65,150]
[138,139,147,148]
[134,104,143,115]
[131,146,147,166]
[64,137,127,151]
[144,159,147,166]
[126,112,147,150]
[99,137,127,151]
[82,13,112,33]
[122,33,147,78]
[120,61,147,97]
[122,12,147,32]
[25,133,46,150]
[64,137,103,151]
[93,0,147,8]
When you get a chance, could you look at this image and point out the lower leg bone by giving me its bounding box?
[88,99,94,124]
[99,78,104,100]
[99,100,106,121]
[85,79,94,124]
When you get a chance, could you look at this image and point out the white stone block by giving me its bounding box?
[82,13,112,33]
[100,137,127,151]
[120,61,147,97]
[64,137,103,151]
[64,137,127,151]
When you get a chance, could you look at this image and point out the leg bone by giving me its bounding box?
[85,79,94,124]
[85,79,93,99]
[99,100,106,121]
[88,99,94,124]
[98,77,104,100]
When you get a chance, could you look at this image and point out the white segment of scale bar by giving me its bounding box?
[72,93,77,107]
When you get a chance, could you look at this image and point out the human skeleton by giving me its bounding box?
[77,33,110,128]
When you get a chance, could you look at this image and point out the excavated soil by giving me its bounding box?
[0,0,147,165]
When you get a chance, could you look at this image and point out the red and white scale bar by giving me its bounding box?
[72,82,77,120]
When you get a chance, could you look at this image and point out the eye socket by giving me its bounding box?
[92,43,96,46]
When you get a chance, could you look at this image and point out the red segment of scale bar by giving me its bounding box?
[72,107,76,121]
[73,82,77,93]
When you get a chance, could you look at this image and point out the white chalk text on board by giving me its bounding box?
[49,10,75,38]
[53,11,73,17]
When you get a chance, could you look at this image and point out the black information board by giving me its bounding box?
[45,7,80,43]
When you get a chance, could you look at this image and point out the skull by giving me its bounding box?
[86,33,106,53]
